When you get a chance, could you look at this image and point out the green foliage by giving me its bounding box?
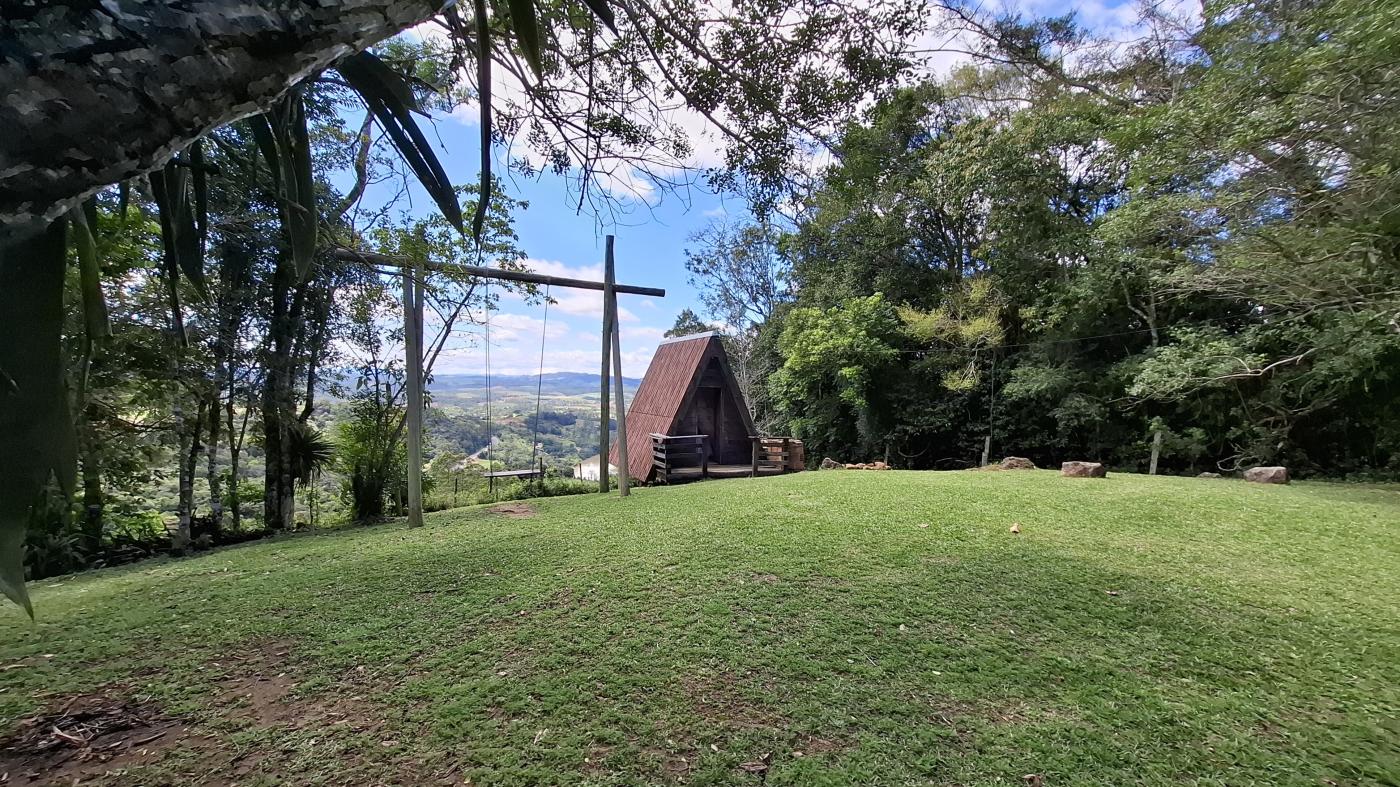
[769,0,1400,474]
[0,221,75,615]
[288,422,335,487]
[770,294,901,456]
[665,308,714,338]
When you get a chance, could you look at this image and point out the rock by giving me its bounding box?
[819,457,844,470]
[999,456,1037,470]
[1244,466,1289,484]
[1061,461,1107,478]
[870,461,890,470]
[844,463,860,470]
[1197,472,1222,479]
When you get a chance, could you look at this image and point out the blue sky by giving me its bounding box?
[353,0,1158,379]
[355,114,729,380]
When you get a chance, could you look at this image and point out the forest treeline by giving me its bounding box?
[679,0,1400,476]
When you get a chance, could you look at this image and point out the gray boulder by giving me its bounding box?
[1061,461,1108,478]
[999,456,1037,470]
[1197,472,1222,479]
[819,457,844,470]
[1244,466,1290,484]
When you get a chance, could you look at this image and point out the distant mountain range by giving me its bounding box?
[430,371,641,396]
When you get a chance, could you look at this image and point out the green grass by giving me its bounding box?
[3,471,1398,785]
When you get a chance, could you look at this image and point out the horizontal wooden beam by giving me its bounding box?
[332,247,666,298]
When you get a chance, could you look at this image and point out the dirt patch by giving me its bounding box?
[215,638,383,734]
[489,502,537,518]
[746,573,782,584]
[795,734,845,755]
[681,672,786,730]
[0,639,432,786]
[0,691,191,786]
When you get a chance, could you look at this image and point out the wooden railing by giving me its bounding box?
[751,436,796,477]
[651,433,708,484]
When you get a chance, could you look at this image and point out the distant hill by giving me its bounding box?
[430,371,640,396]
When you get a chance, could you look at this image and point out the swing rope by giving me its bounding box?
[529,284,551,479]
[483,272,494,498]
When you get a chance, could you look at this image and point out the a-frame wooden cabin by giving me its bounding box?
[612,332,794,483]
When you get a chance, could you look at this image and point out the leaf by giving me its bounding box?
[149,162,207,299]
[507,0,546,80]
[339,51,423,115]
[246,113,284,197]
[0,219,77,616]
[472,0,493,241]
[147,168,188,344]
[285,96,318,279]
[68,204,111,343]
[336,52,464,234]
[249,99,319,279]
[191,139,209,247]
[578,0,616,32]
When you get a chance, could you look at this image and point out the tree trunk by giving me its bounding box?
[0,0,448,239]
[174,401,204,553]
[205,391,223,539]
[261,259,305,530]
[228,390,251,533]
[77,403,105,556]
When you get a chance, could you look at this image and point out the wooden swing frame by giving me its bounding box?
[333,235,662,526]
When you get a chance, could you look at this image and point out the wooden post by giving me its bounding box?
[608,246,630,497]
[403,260,424,528]
[981,435,991,468]
[1149,429,1163,475]
[751,438,760,478]
[598,240,614,494]
[700,436,709,479]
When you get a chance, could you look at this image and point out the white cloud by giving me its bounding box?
[495,258,641,323]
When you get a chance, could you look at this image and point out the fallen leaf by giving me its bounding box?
[1024,775,1043,786]
[1105,590,1120,596]
[710,743,719,753]
[739,762,768,773]
[533,728,549,744]
[898,624,908,632]
[917,523,929,529]
[1010,523,1021,534]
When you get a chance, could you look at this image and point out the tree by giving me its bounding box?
[769,294,901,460]
[682,219,791,429]
[684,220,788,328]
[773,0,1400,475]
[665,309,714,338]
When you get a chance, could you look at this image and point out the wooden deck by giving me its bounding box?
[650,433,803,483]
[656,463,788,482]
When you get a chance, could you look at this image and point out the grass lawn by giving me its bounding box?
[2,470,1398,785]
